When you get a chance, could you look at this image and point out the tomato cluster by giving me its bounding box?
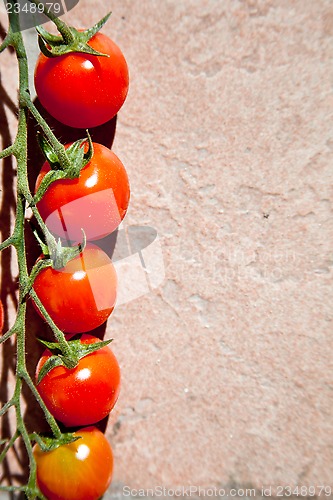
[31,21,129,500]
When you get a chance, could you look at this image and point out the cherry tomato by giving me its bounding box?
[34,426,113,500]
[32,244,117,333]
[36,334,121,426]
[35,142,130,242]
[34,32,129,128]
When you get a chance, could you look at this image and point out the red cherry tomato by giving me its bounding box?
[35,142,130,242]
[34,32,129,128]
[32,244,117,333]
[34,426,113,500]
[36,334,121,426]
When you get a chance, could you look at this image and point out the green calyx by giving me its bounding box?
[37,12,112,58]
[32,432,81,452]
[33,226,86,271]
[34,132,93,205]
[23,231,86,299]
[36,338,113,384]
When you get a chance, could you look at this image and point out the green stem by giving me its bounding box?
[21,92,71,171]
[0,235,15,252]
[21,371,62,439]
[0,430,19,463]
[29,289,73,362]
[0,485,27,493]
[0,1,78,494]
[0,144,15,159]
[0,398,15,417]
[28,0,75,43]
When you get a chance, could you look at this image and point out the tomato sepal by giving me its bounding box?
[36,12,112,58]
[35,25,66,46]
[36,354,65,385]
[31,431,80,453]
[34,133,93,204]
[33,227,87,271]
[37,132,63,170]
[26,232,87,299]
[36,338,114,383]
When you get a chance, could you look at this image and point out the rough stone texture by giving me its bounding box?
[0,0,333,497]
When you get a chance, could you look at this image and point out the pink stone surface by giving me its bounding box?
[0,0,333,497]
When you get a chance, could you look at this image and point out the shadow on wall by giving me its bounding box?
[0,25,23,494]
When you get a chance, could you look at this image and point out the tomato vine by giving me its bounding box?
[0,1,125,497]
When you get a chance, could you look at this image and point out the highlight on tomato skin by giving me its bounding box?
[34,426,113,500]
[35,142,130,242]
[32,244,118,334]
[36,334,121,427]
[34,31,129,129]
